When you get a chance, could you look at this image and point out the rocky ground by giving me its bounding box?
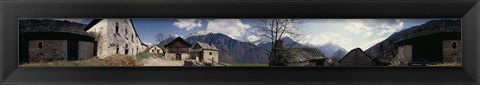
[138,55,184,66]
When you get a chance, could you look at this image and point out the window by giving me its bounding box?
[452,42,457,49]
[115,23,119,34]
[125,44,129,54]
[37,41,43,49]
[116,45,119,54]
[132,34,134,42]
[209,52,212,55]
[125,29,128,35]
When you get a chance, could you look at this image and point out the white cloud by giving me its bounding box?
[143,42,153,46]
[343,19,373,34]
[173,19,202,31]
[305,32,352,49]
[363,32,373,37]
[247,35,260,42]
[343,19,405,37]
[206,19,250,39]
[376,19,404,35]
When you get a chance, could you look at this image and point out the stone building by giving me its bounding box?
[191,42,219,64]
[338,48,375,66]
[392,45,412,66]
[282,47,328,66]
[269,40,327,66]
[395,32,461,65]
[19,19,95,64]
[85,19,146,59]
[149,46,163,54]
[164,37,192,61]
[443,40,461,63]
[141,43,149,53]
[338,48,391,66]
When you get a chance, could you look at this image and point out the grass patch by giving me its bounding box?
[21,54,137,67]
[135,53,151,61]
[221,62,268,66]
[429,62,462,66]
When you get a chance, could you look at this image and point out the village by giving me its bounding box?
[19,19,462,67]
[19,19,225,66]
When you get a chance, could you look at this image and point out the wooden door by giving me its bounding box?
[176,53,181,60]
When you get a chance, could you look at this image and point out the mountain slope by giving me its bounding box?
[317,43,348,58]
[364,19,461,59]
[185,33,269,63]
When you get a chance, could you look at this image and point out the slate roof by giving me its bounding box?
[194,42,219,51]
[19,19,90,36]
[338,48,373,63]
[284,47,327,63]
[164,37,193,47]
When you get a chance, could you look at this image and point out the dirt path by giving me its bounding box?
[138,56,184,66]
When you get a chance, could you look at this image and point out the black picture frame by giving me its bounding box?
[1,0,479,85]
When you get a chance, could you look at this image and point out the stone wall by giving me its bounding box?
[28,40,67,62]
[87,19,144,59]
[443,40,462,63]
[149,46,163,54]
[165,52,190,60]
[141,45,149,53]
[202,50,218,63]
[79,41,95,60]
[392,45,412,66]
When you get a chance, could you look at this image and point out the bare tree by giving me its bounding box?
[249,19,307,65]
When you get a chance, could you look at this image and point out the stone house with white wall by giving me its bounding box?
[141,43,149,53]
[191,42,219,64]
[85,19,146,59]
[149,46,163,54]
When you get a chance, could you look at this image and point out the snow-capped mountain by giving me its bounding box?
[316,42,348,58]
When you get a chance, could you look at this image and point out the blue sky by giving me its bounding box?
[66,18,434,51]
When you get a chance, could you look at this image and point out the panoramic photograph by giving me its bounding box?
[18,18,462,67]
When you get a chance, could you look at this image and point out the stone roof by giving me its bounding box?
[19,19,90,36]
[338,48,373,63]
[283,47,327,63]
[164,37,192,47]
[194,42,219,51]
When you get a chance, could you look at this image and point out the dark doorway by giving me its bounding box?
[412,41,443,63]
[19,39,29,64]
[198,53,203,62]
[93,41,98,56]
[67,40,79,61]
[176,53,181,60]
